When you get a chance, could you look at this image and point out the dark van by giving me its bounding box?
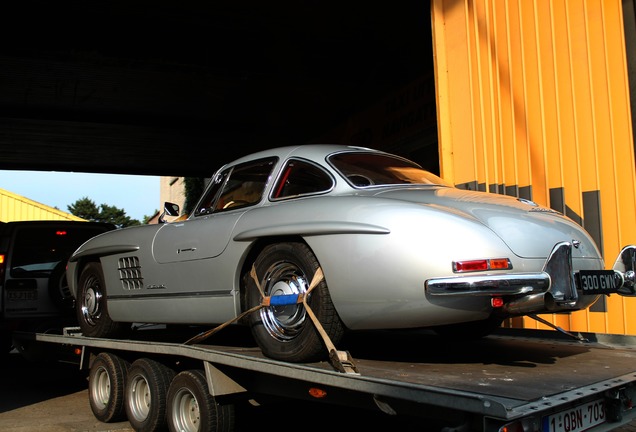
[0,220,115,353]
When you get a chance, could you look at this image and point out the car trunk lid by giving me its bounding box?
[372,186,600,259]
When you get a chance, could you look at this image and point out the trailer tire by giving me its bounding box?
[76,262,129,339]
[167,369,236,432]
[125,358,175,432]
[246,242,345,363]
[88,352,130,423]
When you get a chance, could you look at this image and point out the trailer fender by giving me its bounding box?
[204,362,247,396]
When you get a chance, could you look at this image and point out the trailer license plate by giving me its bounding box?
[577,270,621,295]
[7,290,38,301]
[542,399,605,432]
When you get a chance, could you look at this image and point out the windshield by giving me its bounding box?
[328,152,452,187]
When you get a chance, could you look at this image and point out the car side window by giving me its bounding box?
[194,157,277,216]
[271,159,334,199]
[194,170,230,216]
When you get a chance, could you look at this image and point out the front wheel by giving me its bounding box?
[246,242,345,363]
[167,369,235,432]
[76,262,129,338]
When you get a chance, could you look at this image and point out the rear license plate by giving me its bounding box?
[542,399,606,432]
[577,270,621,294]
[7,290,38,301]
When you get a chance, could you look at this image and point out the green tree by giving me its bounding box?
[68,197,141,228]
[183,177,206,215]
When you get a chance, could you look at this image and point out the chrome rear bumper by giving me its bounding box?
[425,242,636,315]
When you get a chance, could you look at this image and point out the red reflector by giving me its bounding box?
[454,260,488,272]
[491,297,504,308]
[56,230,67,236]
[308,388,327,398]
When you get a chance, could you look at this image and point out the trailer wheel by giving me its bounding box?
[167,369,236,432]
[76,262,129,339]
[88,352,130,422]
[246,242,346,363]
[125,358,175,432]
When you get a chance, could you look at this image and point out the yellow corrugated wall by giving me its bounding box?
[431,0,636,335]
[0,187,84,222]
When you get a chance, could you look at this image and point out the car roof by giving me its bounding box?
[226,144,383,167]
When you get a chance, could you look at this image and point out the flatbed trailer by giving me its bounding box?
[12,325,636,432]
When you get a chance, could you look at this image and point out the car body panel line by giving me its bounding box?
[68,245,140,262]
[108,291,233,301]
[233,221,390,241]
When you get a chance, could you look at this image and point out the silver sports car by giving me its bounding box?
[67,144,636,363]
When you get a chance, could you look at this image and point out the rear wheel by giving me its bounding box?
[88,352,130,423]
[246,242,345,363]
[125,358,175,432]
[76,262,129,338]
[167,369,235,432]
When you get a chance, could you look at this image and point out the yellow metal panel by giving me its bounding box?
[432,0,636,336]
[492,2,516,190]
[535,1,562,200]
[553,0,583,230]
[432,0,475,184]
[0,188,84,222]
[506,1,532,190]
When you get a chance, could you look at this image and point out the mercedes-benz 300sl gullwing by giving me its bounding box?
[66,144,636,363]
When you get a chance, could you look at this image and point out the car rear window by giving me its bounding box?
[329,152,451,187]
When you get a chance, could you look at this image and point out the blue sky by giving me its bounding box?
[0,171,160,222]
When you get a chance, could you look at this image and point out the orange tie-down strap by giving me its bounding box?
[184,265,359,374]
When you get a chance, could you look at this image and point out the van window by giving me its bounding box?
[10,226,108,277]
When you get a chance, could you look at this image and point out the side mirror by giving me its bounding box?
[158,202,180,224]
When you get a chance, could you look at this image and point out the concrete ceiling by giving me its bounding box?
[0,0,432,178]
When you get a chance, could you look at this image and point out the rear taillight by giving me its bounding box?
[0,253,5,282]
[452,258,512,273]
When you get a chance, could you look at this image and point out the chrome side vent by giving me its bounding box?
[118,256,143,290]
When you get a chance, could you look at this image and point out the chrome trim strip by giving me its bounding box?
[425,273,548,296]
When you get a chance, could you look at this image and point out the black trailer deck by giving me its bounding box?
[15,325,636,426]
